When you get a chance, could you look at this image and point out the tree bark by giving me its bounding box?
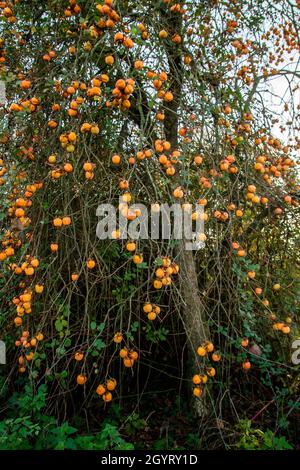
[160,7,211,417]
[177,243,210,417]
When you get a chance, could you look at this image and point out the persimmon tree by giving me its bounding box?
[0,0,300,441]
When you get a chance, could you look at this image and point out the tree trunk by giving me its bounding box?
[177,242,210,417]
[159,6,211,417]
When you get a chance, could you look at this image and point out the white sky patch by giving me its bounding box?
[259,52,300,144]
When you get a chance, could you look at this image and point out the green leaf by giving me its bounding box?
[55,320,63,332]
[94,339,105,350]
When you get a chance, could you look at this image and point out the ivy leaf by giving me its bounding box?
[55,319,63,332]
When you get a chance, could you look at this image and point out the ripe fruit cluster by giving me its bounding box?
[15,330,44,373]
[12,284,40,325]
[96,378,117,403]
[147,71,173,103]
[95,0,120,29]
[153,258,179,289]
[155,140,180,176]
[80,122,100,134]
[143,303,161,321]
[109,78,135,109]
[53,216,71,227]
[119,348,139,368]
[83,161,96,180]
[193,341,218,397]
[10,95,40,113]
[272,320,291,334]
[59,131,77,154]
[113,32,134,49]
[64,0,81,18]
[0,3,16,23]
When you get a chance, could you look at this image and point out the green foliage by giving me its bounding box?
[145,324,169,343]
[0,417,134,450]
[0,384,133,450]
[235,420,293,450]
[124,413,147,436]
